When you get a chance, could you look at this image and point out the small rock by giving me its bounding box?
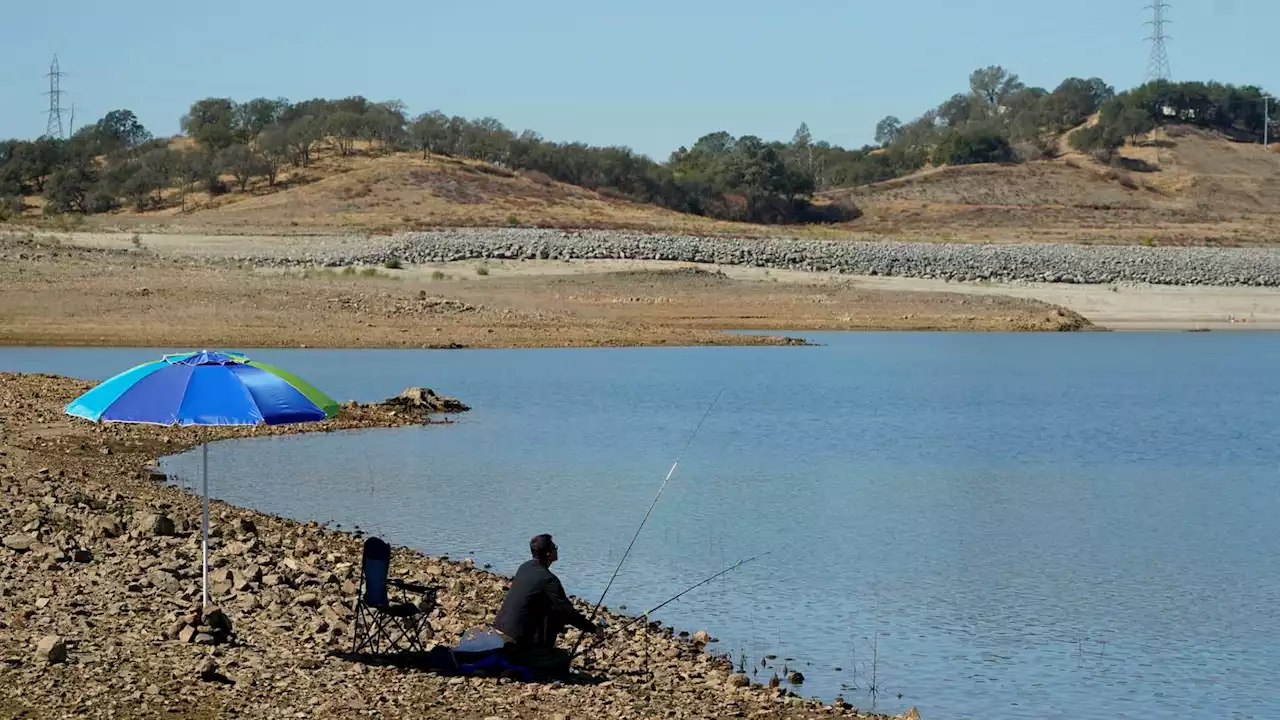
[224,541,250,557]
[236,518,257,536]
[204,606,232,635]
[89,517,123,539]
[3,534,32,552]
[148,570,180,593]
[896,708,922,720]
[194,633,216,645]
[195,656,219,681]
[692,629,712,644]
[134,513,175,537]
[35,636,66,664]
[294,592,319,607]
[178,626,197,644]
[727,673,749,688]
[166,619,187,640]
[787,671,804,684]
[70,548,92,563]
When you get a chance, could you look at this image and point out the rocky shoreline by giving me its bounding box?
[213,228,1280,287]
[0,373,907,719]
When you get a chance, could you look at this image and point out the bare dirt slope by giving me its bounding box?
[825,125,1280,245]
[94,148,757,237]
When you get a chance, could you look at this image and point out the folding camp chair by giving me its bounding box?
[350,536,440,655]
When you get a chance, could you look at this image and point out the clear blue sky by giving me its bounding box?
[1,0,1275,160]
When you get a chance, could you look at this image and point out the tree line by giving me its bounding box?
[1069,80,1275,158]
[2,70,1274,223]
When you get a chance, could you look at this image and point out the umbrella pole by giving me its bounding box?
[201,442,209,610]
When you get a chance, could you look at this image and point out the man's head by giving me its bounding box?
[530,533,558,566]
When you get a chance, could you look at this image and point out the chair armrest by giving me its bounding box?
[388,579,436,595]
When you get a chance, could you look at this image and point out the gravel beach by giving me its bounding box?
[202,229,1280,288]
[0,373,906,720]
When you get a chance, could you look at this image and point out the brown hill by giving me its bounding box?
[103,146,759,236]
[14,126,1279,245]
[824,125,1280,245]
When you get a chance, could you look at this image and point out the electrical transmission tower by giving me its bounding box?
[1145,2,1172,82]
[44,55,68,139]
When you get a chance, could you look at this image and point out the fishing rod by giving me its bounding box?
[568,388,723,659]
[634,551,770,625]
[580,551,772,666]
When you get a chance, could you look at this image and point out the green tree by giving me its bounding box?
[173,149,207,211]
[0,140,21,196]
[969,66,1025,107]
[791,122,815,178]
[409,111,450,159]
[216,143,265,191]
[84,110,152,155]
[139,147,175,203]
[286,117,321,167]
[364,101,408,152]
[256,126,289,185]
[1043,78,1115,130]
[122,166,162,211]
[181,98,240,150]
[43,148,98,214]
[874,116,903,145]
[326,110,363,156]
[937,93,980,127]
[12,137,64,193]
[235,98,289,141]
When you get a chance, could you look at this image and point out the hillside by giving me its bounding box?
[8,125,1278,245]
[82,143,757,236]
[824,125,1280,245]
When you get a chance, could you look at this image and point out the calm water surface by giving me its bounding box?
[4,333,1279,719]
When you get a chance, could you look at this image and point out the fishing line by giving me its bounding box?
[568,388,723,659]
[584,551,771,667]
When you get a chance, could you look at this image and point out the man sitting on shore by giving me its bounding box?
[493,533,603,679]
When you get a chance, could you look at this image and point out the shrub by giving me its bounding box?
[932,127,1015,166]
[383,257,404,270]
[476,265,490,276]
[505,214,520,225]
[0,195,22,221]
[1069,125,1125,161]
[430,270,446,280]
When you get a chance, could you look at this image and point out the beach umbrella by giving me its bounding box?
[65,350,339,607]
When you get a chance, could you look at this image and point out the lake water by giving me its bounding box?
[4,333,1279,719]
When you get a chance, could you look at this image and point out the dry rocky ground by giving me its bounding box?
[0,373,912,720]
[0,233,1089,350]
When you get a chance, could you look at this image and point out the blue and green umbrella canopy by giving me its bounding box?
[65,350,339,426]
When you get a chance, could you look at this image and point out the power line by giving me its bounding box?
[1145,2,1172,82]
[44,55,68,139]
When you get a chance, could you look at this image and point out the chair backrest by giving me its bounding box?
[360,536,391,607]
